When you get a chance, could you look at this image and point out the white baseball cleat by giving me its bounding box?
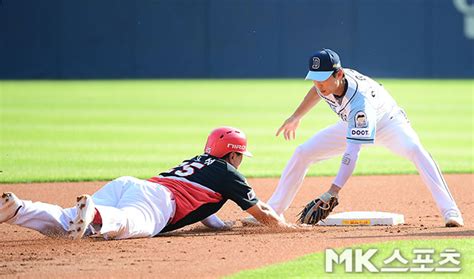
[68,194,96,239]
[241,216,263,227]
[444,210,464,227]
[0,192,22,223]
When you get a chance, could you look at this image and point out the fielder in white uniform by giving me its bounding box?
[267,48,463,227]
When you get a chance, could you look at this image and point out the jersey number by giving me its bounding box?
[173,162,205,177]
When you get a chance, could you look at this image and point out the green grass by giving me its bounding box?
[1,79,473,183]
[228,238,474,278]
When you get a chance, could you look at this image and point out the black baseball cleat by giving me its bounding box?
[0,192,22,223]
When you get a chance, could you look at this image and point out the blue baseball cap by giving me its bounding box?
[305,49,342,81]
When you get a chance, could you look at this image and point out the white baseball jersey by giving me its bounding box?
[316,68,399,144]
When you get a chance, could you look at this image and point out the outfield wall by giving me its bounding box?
[1,0,473,79]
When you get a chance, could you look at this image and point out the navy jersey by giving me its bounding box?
[148,154,258,234]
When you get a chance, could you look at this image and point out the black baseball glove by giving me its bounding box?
[297,192,339,225]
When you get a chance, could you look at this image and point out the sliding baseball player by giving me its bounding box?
[1,127,297,240]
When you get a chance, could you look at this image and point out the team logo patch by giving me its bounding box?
[312,57,320,70]
[355,111,368,128]
[247,189,256,201]
[342,153,351,165]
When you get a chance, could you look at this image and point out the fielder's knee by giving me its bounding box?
[293,144,325,164]
[293,145,309,161]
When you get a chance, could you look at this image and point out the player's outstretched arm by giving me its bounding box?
[246,201,296,230]
[276,86,321,140]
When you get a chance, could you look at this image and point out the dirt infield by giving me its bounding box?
[0,174,472,278]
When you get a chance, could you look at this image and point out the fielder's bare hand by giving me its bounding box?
[276,116,301,141]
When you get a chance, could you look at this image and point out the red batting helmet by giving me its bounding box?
[204,126,253,158]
